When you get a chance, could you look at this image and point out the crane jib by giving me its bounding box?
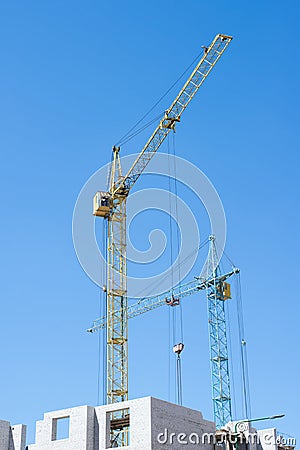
[88,269,238,332]
[113,34,232,196]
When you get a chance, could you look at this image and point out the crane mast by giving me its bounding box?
[107,147,128,404]
[206,236,232,428]
[89,236,239,429]
[93,34,233,414]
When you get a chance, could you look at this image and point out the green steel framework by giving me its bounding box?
[206,235,232,428]
[105,146,129,405]
[89,236,239,429]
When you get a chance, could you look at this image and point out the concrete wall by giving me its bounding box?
[257,428,277,450]
[225,423,282,450]
[7,398,287,450]
[95,397,152,450]
[151,397,215,450]
[0,420,10,450]
[28,406,95,450]
[0,420,26,450]
[10,424,27,450]
[25,397,216,450]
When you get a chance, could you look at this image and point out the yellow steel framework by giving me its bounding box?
[107,146,128,404]
[93,34,233,413]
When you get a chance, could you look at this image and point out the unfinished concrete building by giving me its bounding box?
[1,397,215,450]
[0,397,295,450]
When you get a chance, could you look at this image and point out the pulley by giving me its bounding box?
[173,343,184,356]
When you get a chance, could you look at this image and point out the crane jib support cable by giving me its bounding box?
[92,34,233,408]
[88,269,237,332]
[112,34,232,196]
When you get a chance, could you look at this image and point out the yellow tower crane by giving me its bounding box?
[93,35,233,412]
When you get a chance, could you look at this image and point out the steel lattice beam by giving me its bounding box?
[88,270,236,332]
[114,34,232,195]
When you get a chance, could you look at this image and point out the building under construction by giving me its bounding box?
[0,398,296,449]
[1,34,296,449]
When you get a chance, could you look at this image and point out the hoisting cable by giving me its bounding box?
[167,134,175,293]
[168,302,171,402]
[106,150,114,191]
[222,248,237,269]
[103,220,107,405]
[171,132,184,344]
[117,113,164,147]
[167,132,185,405]
[177,355,183,405]
[167,134,176,403]
[132,237,210,301]
[159,233,208,405]
[225,293,237,419]
[219,245,251,419]
[97,218,107,405]
[173,343,184,405]
[102,219,108,405]
[235,271,252,420]
[97,290,102,405]
[115,49,205,147]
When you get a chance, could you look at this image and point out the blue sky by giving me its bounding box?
[0,0,299,444]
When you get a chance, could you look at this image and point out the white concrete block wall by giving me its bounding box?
[1,401,294,450]
[0,420,26,450]
[28,406,95,450]
[0,420,10,450]
[3,400,290,450]
[26,397,215,449]
[95,396,215,450]
[95,397,152,450]
[257,428,277,450]
[150,397,215,450]
[226,421,259,450]
[10,424,27,450]
[225,423,281,450]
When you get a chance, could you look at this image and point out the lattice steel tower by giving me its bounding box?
[205,235,232,428]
